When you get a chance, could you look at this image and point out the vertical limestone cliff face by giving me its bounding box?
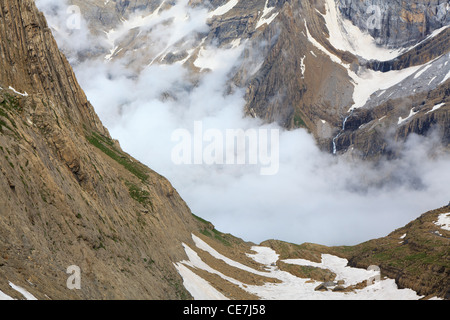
[0,0,202,300]
[0,0,106,136]
[338,0,449,48]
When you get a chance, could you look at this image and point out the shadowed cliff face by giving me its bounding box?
[0,0,203,300]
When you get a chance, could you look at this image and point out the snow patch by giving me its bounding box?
[192,235,274,277]
[434,230,443,237]
[300,55,306,78]
[304,19,422,112]
[398,108,418,125]
[283,254,378,286]
[440,70,450,85]
[435,213,450,231]
[428,76,437,86]
[208,0,239,18]
[321,0,404,61]
[174,262,229,300]
[426,103,446,114]
[8,282,37,300]
[349,66,422,111]
[414,64,433,79]
[255,0,279,29]
[408,26,450,53]
[246,246,279,266]
[103,2,165,61]
[304,20,344,66]
[0,289,13,300]
[8,86,28,97]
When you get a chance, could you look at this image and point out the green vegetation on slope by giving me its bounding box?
[86,131,149,182]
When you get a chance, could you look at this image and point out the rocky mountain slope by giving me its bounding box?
[0,0,448,301]
[0,0,205,300]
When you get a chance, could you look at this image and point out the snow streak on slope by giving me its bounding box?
[322,0,404,61]
[408,25,450,53]
[398,108,419,125]
[175,235,424,300]
[175,262,230,300]
[8,282,38,300]
[8,86,28,97]
[102,0,210,64]
[322,0,449,62]
[104,2,166,61]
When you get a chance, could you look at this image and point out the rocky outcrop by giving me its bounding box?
[0,0,203,300]
[332,80,450,158]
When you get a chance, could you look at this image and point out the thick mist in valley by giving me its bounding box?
[36,0,450,246]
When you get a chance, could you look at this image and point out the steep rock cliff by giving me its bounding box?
[0,0,202,300]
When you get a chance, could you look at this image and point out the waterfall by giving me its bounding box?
[332,111,353,155]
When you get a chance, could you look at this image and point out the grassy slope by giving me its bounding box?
[261,206,450,299]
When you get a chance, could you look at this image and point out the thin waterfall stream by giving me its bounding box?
[332,110,354,155]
